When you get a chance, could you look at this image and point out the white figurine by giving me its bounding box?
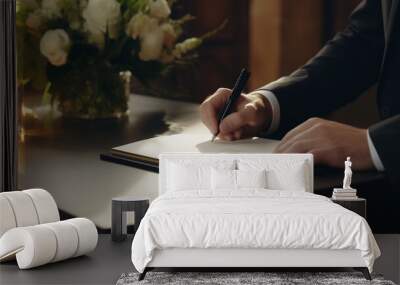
[342,157,353,189]
[332,157,357,199]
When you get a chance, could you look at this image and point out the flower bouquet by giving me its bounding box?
[16,0,222,119]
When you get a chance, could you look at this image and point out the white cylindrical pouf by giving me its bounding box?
[0,195,17,237]
[43,221,79,262]
[23,189,59,224]
[1,192,39,227]
[0,226,57,269]
[66,218,98,257]
[0,218,97,269]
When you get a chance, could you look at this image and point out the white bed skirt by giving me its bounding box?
[148,248,366,268]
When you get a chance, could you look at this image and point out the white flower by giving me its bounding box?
[173,38,202,58]
[40,29,71,66]
[149,0,170,19]
[41,0,61,19]
[25,10,42,30]
[126,12,165,61]
[139,26,164,61]
[82,0,121,48]
[126,12,157,40]
[80,0,88,9]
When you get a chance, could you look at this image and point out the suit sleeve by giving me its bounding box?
[258,0,385,134]
[369,115,400,183]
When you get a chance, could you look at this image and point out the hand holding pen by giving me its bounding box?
[211,69,250,142]
[199,68,273,141]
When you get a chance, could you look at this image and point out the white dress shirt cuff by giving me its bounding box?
[367,131,385,171]
[250,90,280,134]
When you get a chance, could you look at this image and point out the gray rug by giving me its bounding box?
[116,272,396,285]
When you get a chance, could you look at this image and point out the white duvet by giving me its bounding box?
[131,190,380,273]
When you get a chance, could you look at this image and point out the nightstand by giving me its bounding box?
[331,198,366,219]
[111,197,150,242]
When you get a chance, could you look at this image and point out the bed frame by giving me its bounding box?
[138,153,372,281]
[139,249,371,280]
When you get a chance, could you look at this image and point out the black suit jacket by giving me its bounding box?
[259,0,400,181]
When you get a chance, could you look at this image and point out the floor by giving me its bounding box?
[0,235,133,285]
[0,235,399,284]
[374,235,400,283]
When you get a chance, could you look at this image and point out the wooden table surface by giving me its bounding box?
[18,94,207,229]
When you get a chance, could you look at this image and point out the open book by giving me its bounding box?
[111,134,279,165]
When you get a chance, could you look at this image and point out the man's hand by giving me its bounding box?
[275,118,374,170]
[199,88,273,140]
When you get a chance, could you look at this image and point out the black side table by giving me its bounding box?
[331,198,366,219]
[112,197,149,242]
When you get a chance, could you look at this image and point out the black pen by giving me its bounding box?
[211,68,251,142]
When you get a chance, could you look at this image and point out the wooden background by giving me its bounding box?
[183,0,378,127]
[183,0,362,99]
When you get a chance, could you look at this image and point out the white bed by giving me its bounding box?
[131,153,380,280]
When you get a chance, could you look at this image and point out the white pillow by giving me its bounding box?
[236,169,267,189]
[167,163,208,191]
[238,159,308,191]
[211,169,267,190]
[167,160,235,191]
[211,168,236,190]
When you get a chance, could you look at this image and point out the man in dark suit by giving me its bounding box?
[200,0,399,183]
